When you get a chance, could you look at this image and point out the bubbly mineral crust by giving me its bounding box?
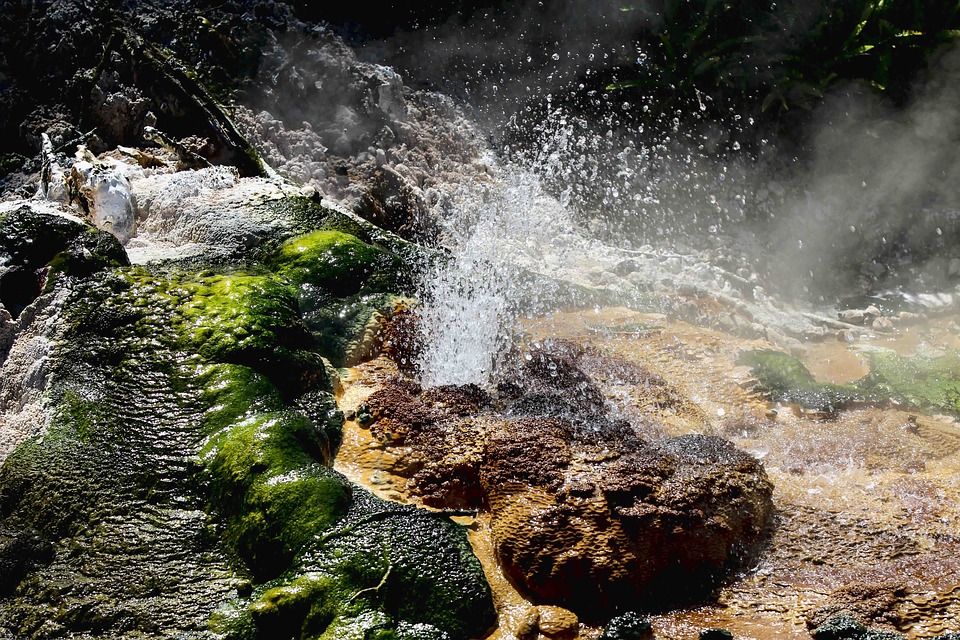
[484,427,773,616]
[360,343,774,618]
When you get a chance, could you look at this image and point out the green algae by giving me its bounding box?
[178,273,329,396]
[180,274,304,359]
[859,348,960,415]
[200,410,351,580]
[258,196,426,274]
[272,229,401,297]
[736,349,870,412]
[268,226,413,366]
[213,491,495,640]
[739,347,960,416]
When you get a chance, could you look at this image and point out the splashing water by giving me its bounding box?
[414,152,629,387]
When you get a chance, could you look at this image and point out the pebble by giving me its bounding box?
[515,607,539,640]
[872,316,894,332]
[537,606,579,638]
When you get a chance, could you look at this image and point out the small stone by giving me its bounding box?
[838,309,867,325]
[600,612,654,640]
[871,316,894,332]
[356,409,374,427]
[717,312,737,334]
[700,629,734,640]
[837,329,857,343]
[537,606,579,638]
[516,607,540,640]
[612,259,640,276]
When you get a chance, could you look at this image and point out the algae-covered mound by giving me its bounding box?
[268,224,412,367]
[0,202,493,638]
[739,348,960,416]
[736,349,871,413]
[216,491,494,640]
[859,349,960,416]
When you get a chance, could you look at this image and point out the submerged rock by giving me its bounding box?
[739,347,960,417]
[360,344,774,619]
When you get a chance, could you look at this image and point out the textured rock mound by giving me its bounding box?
[484,428,772,616]
[360,343,774,618]
[0,203,128,318]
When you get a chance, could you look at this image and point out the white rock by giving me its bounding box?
[0,290,67,463]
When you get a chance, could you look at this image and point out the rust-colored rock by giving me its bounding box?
[483,431,772,617]
[359,342,774,618]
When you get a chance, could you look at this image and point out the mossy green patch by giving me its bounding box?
[736,349,871,412]
[213,491,496,640]
[272,230,401,297]
[860,349,960,414]
[739,347,960,416]
[180,274,304,359]
[194,361,347,580]
[56,390,118,443]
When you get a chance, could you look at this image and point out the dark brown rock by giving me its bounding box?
[483,431,772,618]
[361,345,774,618]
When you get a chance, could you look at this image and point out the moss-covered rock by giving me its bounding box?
[0,204,128,318]
[179,273,330,396]
[736,349,872,412]
[0,246,493,639]
[215,491,495,640]
[265,223,415,366]
[0,271,243,637]
[200,408,351,580]
[859,349,960,415]
[272,229,402,297]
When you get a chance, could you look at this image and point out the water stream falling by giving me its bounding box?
[414,155,629,387]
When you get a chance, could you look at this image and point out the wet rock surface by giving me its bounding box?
[357,342,774,618]
[4,2,960,639]
[0,203,128,317]
[0,176,490,640]
[335,309,960,639]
